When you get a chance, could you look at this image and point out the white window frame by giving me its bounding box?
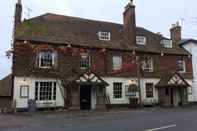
[161,39,173,48]
[145,83,154,98]
[20,85,29,98]
[113,56,122,70]
[35,82,57,102]
[136,36,146,45]
[38,51,55,69]
[80,53,90,69]
[177,60,186,73]
[98,31,111,41]
[141,57,154,72]
[113,82,123,99]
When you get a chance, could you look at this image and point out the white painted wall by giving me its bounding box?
[182,42,197,102]
[103,77,138,104]
[13,76,64,109]
[103,77,160,105]
[140,78,160,105]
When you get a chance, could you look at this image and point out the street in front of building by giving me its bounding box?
[1,106,197,131]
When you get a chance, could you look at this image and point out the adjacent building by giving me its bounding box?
[0,75,12,109]
[181,39,197,103]
[12,0,193,110]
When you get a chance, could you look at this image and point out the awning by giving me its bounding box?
[156,73,191,88]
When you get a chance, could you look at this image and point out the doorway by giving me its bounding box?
[80,86,91,110]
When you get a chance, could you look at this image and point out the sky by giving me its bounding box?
[0,0,197,79]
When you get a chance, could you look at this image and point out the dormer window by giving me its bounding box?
[98,31,111,41]
[161,39,172,48]
[136,36,146,45]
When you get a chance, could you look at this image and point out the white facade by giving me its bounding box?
[182,42,197,102]
[140,78,160,105]
[103,77,160,105]
[103,77,193,105]
[13,76,65,109]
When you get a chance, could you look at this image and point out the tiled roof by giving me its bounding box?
[15,13,189,55]
[156,73,190,87]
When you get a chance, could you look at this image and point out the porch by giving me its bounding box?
[156,73,190,107]
[62,70,109,110]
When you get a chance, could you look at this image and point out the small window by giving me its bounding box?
[113,56,122,70]
[20,85,29,98]
[136,36,146,45]
[80,53,90,69]
[145,83,154,98]
[161,39,172,48]
[113,82,122,99]
[141,57,153,72]
[177,60,186,73]
[98,31,111,41]
[35,82,57,101]
[38,51,55,68]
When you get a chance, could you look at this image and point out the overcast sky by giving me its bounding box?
[0,0,197,79]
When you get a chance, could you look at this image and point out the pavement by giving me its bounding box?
[1,106,197,131]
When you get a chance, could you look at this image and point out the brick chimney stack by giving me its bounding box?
[170,22,182,44]
[123,0,136,46]
[15,0,22,26]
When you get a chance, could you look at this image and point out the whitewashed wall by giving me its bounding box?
[103,77,139,104]
[140,78,160,105]
[182,42,197,102]
[103,77,160,105]
[13,76,64,109]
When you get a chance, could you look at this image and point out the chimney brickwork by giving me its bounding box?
[123,0,136,46]
[15,0,22,26]
[170,22,182,44]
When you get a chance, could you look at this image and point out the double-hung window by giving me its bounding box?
[80,54,90,69]
[177,60,186,73]
[113,56,122,70]
[113,82,123,99]
[145,83,154,98]
[38,51,54,68]
[35,82,57,101]
[141,57,153,72]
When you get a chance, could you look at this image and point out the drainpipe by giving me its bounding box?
[136,56,143,107]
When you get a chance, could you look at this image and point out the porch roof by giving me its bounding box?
[66,69,109,86]
[155,73,191,88]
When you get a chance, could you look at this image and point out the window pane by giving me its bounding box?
[35,82,56,101]
[80,54,90,69]
[113,56,122,70]
[146,83,154,98]
[98,31,111,41]
[39,51,53,68]
[113,82,122,99]
[177,60,186,73]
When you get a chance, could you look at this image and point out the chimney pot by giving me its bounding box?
[170,21,182,44]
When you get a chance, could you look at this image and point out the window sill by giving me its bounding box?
[39,67,53,69]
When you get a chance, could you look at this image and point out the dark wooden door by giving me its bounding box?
[80,86,91,110]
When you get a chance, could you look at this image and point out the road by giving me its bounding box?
[1,106,197,131]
